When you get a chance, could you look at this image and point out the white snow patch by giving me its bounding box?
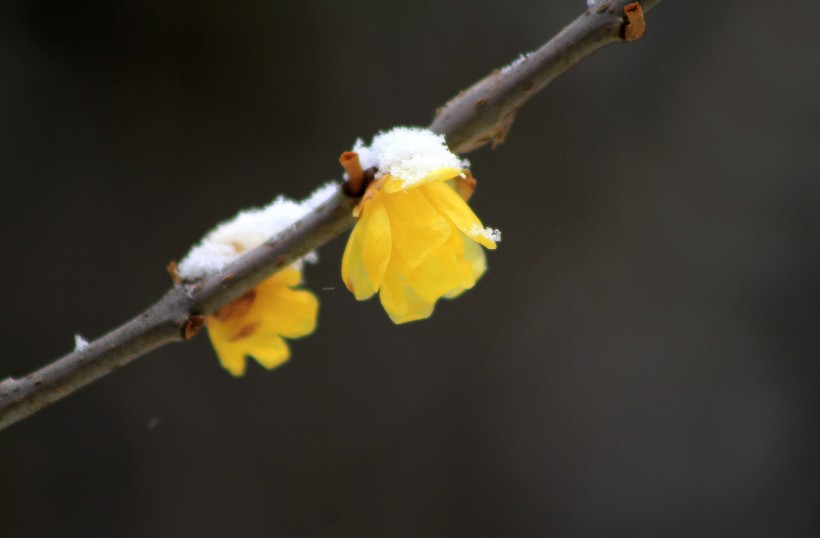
[74,334,90,352]
[353,127,467,189]
[177,182,338,281]
[467,224,502,243]
[501,52,530,74]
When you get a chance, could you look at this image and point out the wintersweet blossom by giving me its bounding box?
[176,185,333,375]
[341,127,500,323]
[206,267,318,376]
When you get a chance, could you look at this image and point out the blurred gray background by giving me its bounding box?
[1,0,818,536]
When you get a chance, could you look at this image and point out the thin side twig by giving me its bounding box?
[0,0,662,431]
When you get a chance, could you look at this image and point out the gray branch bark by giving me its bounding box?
[0,0,662,431]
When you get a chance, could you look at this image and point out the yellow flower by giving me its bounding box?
[342,167,498,324]
[206,266,318,376]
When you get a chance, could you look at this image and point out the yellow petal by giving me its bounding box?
[206,311,292,376]
[359,194,392,290]
[462,232,487,281]
[382,189,451,268]
[442,237,486,299]
[421,182,497,250]
[379,269,435,324]
[382,167,463,193]
[206,267,317,376]
[270,265,302,287]
[258,286,318,339]
[407,253,463,303]
[435,221,467,255]
[246,334,290,370]
[237,270,318,339]
[206,323,249,376]
[380,174,403,192]
[341,220,376,300]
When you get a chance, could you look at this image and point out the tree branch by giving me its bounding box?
[0,0,663,431]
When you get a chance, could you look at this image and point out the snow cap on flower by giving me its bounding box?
[353,127,469,190]
[177,183,337,281]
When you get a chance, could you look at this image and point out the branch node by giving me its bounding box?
[623,3,646,41]
[340,151,365,196]
[181,315,206,341]
[167,261,181,285]
[453,171,477,202]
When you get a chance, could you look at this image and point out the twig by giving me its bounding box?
[431,0,659,151]
[0,0,662,431]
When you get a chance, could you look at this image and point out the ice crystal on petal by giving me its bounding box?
[467,224,502,244]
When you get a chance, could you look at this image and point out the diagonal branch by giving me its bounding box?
[0,0,663,431]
